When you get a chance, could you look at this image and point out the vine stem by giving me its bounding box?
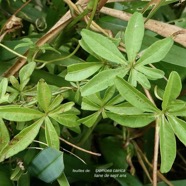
[0,43,27,59]
[153,119,160,186]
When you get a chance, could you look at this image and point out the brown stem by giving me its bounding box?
[100,7,186,47]
[153,119,160,186]
[59,137,101,156]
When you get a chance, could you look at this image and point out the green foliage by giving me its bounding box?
[0,0,186,185]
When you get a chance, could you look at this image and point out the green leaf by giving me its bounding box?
[37,79,52,112]
[167,100,186,116]
[124,12,144,62]
[0,78,9,103]
[0,118,43,162]
[162,71,182,110]
[168,115,186,146]
[9,76,20,90]
[81,29,127,64]
[136,66,164,80]
[45,117,59,150]
[19,62,36,90]
[0,118,10,151]
[50,113,80,127]
[81,68,128,96]
[102,86,116,104]
[105,102,143,115]
[0,106,43,121]
[81,96,101,111]
[136,71,151,89]
[79,39,100,59]
[136,37,173,66]
[49,102,74,115]
[29,147,64,183]
[159,116,176,173]
[107,112,155,127]
[65,62,103,81]
[78,112,100,127]
[115,76,159,112]
[128,68,137,87]
[57,173,70,186]
[48,94,64,112]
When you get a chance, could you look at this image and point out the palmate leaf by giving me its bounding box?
[50,113,80,127]
[115,76,159,112]
[159,116,176,173]
[0,118,44,162]
[0,106,43,121]
[65,62,103,81]
[135,66,164,80]
[81,29,127,64]
[78,112,101,127]
[162,71,182,110]
[136,37,173,66]
[124,12,144,63]
[81,68,128,96]
[107,112,155,127]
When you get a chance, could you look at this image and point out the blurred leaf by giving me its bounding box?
[99,137,128,169]
[29,147,64,183]
[0,118,10,151]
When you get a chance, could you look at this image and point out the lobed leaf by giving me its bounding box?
[124,12,144,63]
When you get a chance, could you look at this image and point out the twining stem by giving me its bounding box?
[0,43,27,59]
[153,119,160,186]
